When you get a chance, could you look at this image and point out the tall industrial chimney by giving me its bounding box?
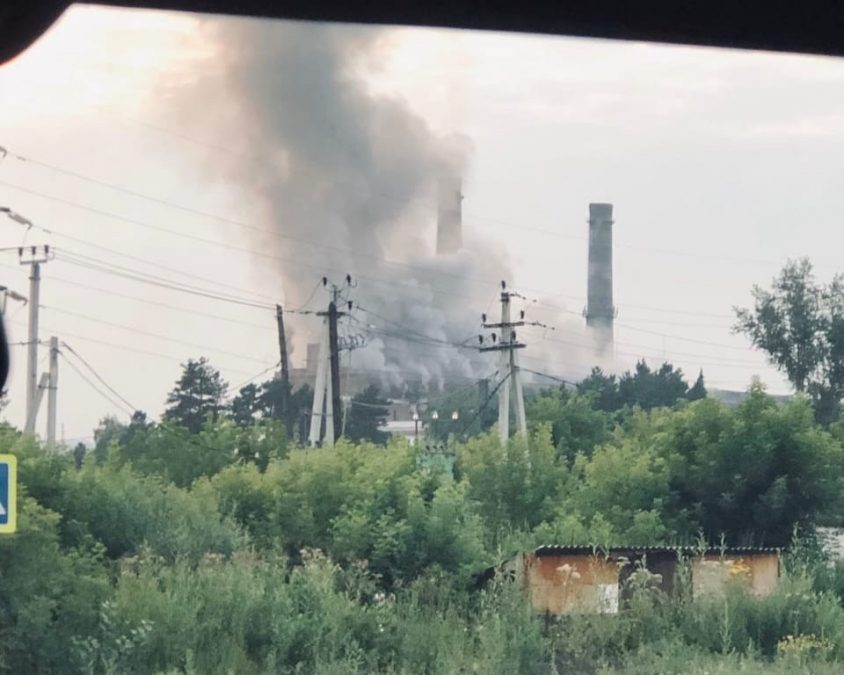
[436,172,462,255]
[585,203,615,354]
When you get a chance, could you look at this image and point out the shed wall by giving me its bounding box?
[524,553,620,614]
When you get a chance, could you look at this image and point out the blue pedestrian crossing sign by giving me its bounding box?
[0,454,17,534]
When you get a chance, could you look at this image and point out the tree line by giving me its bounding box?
[0,258,843,672]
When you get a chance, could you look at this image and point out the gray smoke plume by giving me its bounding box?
[164,17,596,388]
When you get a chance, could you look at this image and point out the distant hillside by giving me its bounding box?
[709,388,792,407]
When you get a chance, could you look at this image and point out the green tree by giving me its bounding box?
[526,389,611,462]
[345,385,390,444]
[163,357,228,433]
[734,258,844,424]
[577,367,622,412]
[652,386,844,544]
[0,496,110,673]
[230,382,261,427]
[425,380,497,440]
[288,383,315,442]
[92,415,127,465]
[618,360,690,410]
[576,362,696,413]
[687,369,707,401]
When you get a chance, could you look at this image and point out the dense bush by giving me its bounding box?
[1,382,844,673]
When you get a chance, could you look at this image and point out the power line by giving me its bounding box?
[8,257,768,377]
[231,361,281,392]
[5,317,264,378]
[47,252,761,367]
[0,178,540,294]
[40,274,275,331]
[55,247,251,300]
[59,351,133,416]
[457,371,512,437]
[348,399,392,410]
[520,367,577,387]
[45,227,281,304]
[354,305,478,350]
[40,304,273,366]
[6,145,519,281]
[614,321,750,352]
[2,177,755,323]
[4,145,811,272]
[56,250,276,310]
[60,342,138,412]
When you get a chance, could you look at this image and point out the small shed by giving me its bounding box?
[477,545,780,615]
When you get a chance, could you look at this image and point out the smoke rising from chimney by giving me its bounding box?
[163,17,597,387]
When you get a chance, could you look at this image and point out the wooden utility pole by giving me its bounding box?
[275,304,291,424]
[327,300,342,442]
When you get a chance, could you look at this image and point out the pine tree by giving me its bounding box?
[687,370,707,401]
[164,357,228,433]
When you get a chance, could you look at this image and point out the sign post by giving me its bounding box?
[0,454,17,534]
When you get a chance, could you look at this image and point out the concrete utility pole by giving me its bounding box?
[308,319,331,446]
[480,281,527,446]
[20,245,51,434]
[308,277,350,447]
[24,372,48,433]
[47,336,58,447]
[275,304,291,423]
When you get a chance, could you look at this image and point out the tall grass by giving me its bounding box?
[67,546,844,674]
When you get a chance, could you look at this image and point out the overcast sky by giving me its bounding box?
[3,4,844,442]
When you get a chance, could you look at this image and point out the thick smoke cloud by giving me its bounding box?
[167,17,596,387]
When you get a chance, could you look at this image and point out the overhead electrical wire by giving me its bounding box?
[6,251,767,377]
[0,178,559,297]
[0,168,783,380]
[2,176,753,325]
[61,342,138,411]
[42,275,275,331]
[5,317,264,378]
[45,226,281,304]
[60,347,251,454]
[457,371,512,437]
[56,250,276,310]
[59,351,133,416]
[519,367,577,387]
[41,304,273,366]
[230,361,282,392]
[4,144,810,271]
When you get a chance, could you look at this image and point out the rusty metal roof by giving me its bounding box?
[533,544,780,556]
